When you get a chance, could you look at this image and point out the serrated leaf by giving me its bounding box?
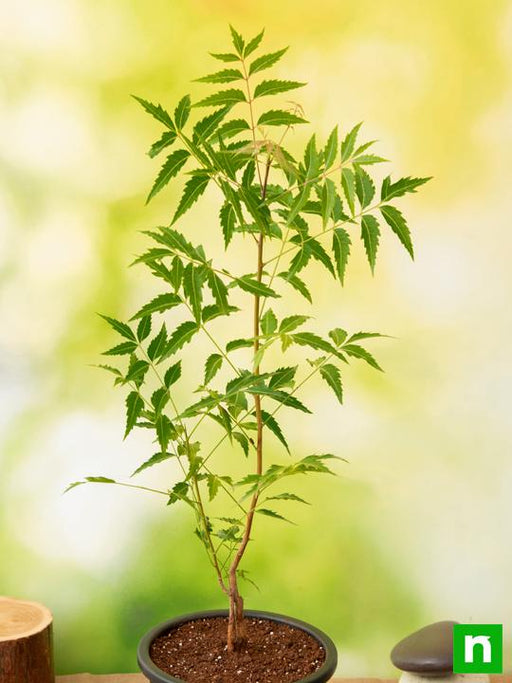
[196,68,244,84]
[320,363,343,404]
[131,452,173,477]
[183,263,204,322]
[146,149,190,204]
[137,316,152,342]
[266,492,309,505]
[360,215,381,273]
[99,315,135,341]
[347,331,384,343]
[354,166,375,208]
[308,238,335,276]
[353,154,387,165]
[329,327,348,346]
[202,303,239,322]
[86,476,117,484]
[341,122,363,162]
[132,95,175,130]
[279,315,309,334]
[268,366,296,390]
[341,167,356,215]
[163,320,198,358]
[257,109,307,127]
[147,323,167,361]
[253,79,305,99]
[95,364,122,378]
[233,431,249,457]
[125,391,143,438]
[380,204,414,258]
[194,89,246,108]
[204,353,223,384]
[164,361,181,387]
[256,508,292,523]
[156,414,173,451]
[216,118,251,141]
[210,51,239,62]
[130,293,181,320]
[207,473,220,501]
[207,271,229,312]
[381,175,432,201]
[193,106,231,143]
[247,386,311,413]
[235,276,280,298]
[249,47,288,76]
[258,410,288,453]
[125,360,149,383]
[261,309,278,335]
[244,29,265,57]
[172,173,210,224]
[344,343,383,371]
[220,201,236,248]
[148,131,177,158]
[321,178,336,228]
[103,341,137,356]
[277,272,312,303]
[324,126,338,169]
[332,227,351,285]
[229,25,245,55]
[174,94,191,129]
[151,387,169,413]
[226,338,253,353]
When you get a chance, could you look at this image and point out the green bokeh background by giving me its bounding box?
[1,0,512,676]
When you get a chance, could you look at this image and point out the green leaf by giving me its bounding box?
[216,118,251,141]
[219,201,236,248]
[229,25,245,55]
[174,94,191,129]
[183,263,204,322]
[193,106,231,143]
[308,238,335,277]
[85,476,117,484]
[172,173,210,224]
[268,366,296,390]
[131,452,173,477]
[260,410,289,452]
[146,149,190,204]
[347,331,384,343]
[279,315,309,334]
[360,215,380,273]
[226,338,253,352]
[137,316,152,342]
[151,387,169,413]
[341,167,356,215]
[194,89,246,108]
[204,353,223,384]
[103,341,137,356]
[341,122,362,162]
[354,166,375,208]
[344,343,383,371]
[291,332,344,360]
[148,323,168,361]
[380,205,414,258]
[244,29,265,57]
[125,360,149,383]
[321,178,336,228]
[261,309,278,335]
[164,361,181,387]
[320,363,343,404]
[235,276,280,298]
[266,492,309,505]
[196,68,243,84]
[256,508,292,523]
[253,79,305,98]
[249,47,288,76]
[125,391,143,438]
[277,272,312,303]
[132,95,175,130]
[332,227,351,285]
[156,414,173,451]
[163,320,198,358]
[148,131,177,158]
[95,364,122,378]
[99,315,135,341]
[233,431,250,457]
[257,110,307,127]
[207,473,220,501]
[207,271,229,312]
[248,386,311,413]
[131,293,181,320]
[210,52,239,63]
[202,303,239,322]
[324,126,338,169]
[329,327,348,346]
[381,175,432,201]
[353,154,387,165]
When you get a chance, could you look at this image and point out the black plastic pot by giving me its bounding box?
[137,608,338,683]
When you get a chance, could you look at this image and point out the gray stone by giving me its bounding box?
[391,621,458,675]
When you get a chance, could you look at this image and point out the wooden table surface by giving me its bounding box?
[55,677,512,683]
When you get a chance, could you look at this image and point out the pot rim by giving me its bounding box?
[137,608,338,683]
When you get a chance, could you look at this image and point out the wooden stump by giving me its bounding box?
[0,596,54,683]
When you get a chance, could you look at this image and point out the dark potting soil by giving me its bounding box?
[149,615,326,683]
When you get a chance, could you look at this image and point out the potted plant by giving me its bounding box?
[68,26,430,683]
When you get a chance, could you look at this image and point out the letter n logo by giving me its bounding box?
[453,624,503,673]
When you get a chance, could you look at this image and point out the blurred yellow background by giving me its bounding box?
[1,0,512,676]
